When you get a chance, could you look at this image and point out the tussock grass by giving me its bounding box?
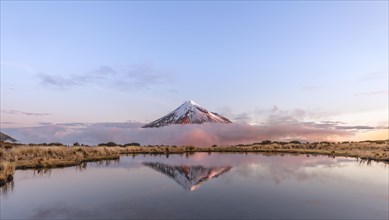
[200,141,389,162]
[0,162,15,186]
[1,146,120,169]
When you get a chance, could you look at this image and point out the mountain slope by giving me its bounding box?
[0,132,17,142]
[143,100,232,128]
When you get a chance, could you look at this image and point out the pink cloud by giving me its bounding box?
[3,121,353,146]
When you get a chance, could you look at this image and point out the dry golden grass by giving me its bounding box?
[0,146,120,169]
[115,140,389,162]
[0,161,15,185]
[0,140,388,186]
[204,141,389,162]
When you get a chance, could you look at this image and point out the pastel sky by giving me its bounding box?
[1,1,388,144]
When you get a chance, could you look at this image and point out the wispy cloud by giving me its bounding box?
[233,113,251,123]
[354,90,388,96]
[37,74,79,88]
[320,120,346,125]
[334,125,379,130]
[1,109,50,116]
[359,71,387,81]
[301,85,320,91]
[37,122,55,126]
[37,64,175,90]
[0,121,19,125]
[230,105,333,125]
[335,125,389,130]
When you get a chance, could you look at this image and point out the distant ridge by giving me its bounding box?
[0,132,17,142]
[143,100,232,128]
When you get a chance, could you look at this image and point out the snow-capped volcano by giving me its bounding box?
[142,100,232,128]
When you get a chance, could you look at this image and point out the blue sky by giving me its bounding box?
[1,1,388,143]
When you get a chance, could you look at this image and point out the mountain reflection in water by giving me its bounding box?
[143,162,231,191]
[1,153,388,219]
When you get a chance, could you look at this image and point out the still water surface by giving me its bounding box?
[1,153,388,219]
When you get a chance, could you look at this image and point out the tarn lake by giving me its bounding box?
[1,153,388,219]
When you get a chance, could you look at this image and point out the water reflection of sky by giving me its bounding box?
[1,153,388,219]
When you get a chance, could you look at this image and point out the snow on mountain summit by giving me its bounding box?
[142,100,232,128]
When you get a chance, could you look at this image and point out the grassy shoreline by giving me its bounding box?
[1,140,388,186]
